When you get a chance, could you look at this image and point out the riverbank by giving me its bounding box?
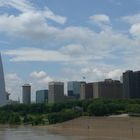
[46,116,140,140]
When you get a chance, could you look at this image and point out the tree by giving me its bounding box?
[88,101,109,116]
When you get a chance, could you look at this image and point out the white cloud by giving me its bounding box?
[60,44,85,56]
[106,69,123,79]
[30,71,53,84]
[0,0,67,24]
[63,66,124,82]
[122,14,140,24]
[0,13,64,39]
[0,0,66,39]
[129,23,140,38]
[0,0,34,12]
[3,46,93,63]
[30,71,47,79]
[122,13,140,38]
[4,48,72,62]
[43,7,66,24]
[89,14,111,30]
[38,76,53,85]
[90,14,111,24]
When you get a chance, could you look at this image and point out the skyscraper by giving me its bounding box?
[80,79,123,100]
[93,79,123,99]
[36,89,48,104]
[0,53,7,106]
[22,84,31,104]
[48,82,64,103]
[80,82,93,100]
[123,70,140,98]
[67,81,81,99]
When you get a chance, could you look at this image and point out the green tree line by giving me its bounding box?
[1,98,140,125]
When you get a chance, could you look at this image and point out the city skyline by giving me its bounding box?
[0,0,140,100]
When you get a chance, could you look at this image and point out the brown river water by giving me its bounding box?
[0,126,79,140]
[0,125,138,140]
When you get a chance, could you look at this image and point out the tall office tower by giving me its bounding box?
[93,79,123,99]
[22,84,31,104]
[67,81,82,99]
[36,89,48,104]
[80,82,93,100]
[123,70,140,99]
[48,82,64,103]
[0,53,7,106]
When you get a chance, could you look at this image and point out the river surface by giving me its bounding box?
[0,125,138,140]
[0,126,83,140]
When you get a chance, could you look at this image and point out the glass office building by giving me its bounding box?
[36,90,48,104]
[67,81,81,99]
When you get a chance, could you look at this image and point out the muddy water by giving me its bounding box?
[0,126,78,140]
[0,125,138,140]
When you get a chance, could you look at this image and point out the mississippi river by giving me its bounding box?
[0,126,80,140]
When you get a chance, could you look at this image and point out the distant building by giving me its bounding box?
[36,90,48,104]
[64,95,77,101]
[93,79,123,99]
[48,82,64,103]
[123,70,140,99]
[80,79,123,100]
[67,81,83,99]
[80,82,93,100]
[0,53,7,106]
[22,84,31,104]
[8,100,20,105]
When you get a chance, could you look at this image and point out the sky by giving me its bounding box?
[0,0,140,101]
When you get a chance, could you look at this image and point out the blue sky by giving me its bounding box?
[0,0,140,101]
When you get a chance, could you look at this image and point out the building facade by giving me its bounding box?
[67,81,82,99]
[48,82,64,103]
[93,79,123,99]
[0,53,7,106]
[123,70,140,98]
[22,84,31,104]
[80,79,123,100]
[36,90,48,104]
[80,82,93,100]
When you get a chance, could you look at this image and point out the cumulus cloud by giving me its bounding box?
[3,46,93,63]
[4,47,72,62]
[63,66,124,82]
[90,14,110,24]
[129,23,140,38]
[0,0,67,24]
[122,13,140,38]
[60,44,85,56]
[0,0,66,39]
[122,14,140,24]
[30,71,47,79]
[89,14,111,30]
[106,69,123,79]
[0,0,34,12]
[30,71,53,84]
